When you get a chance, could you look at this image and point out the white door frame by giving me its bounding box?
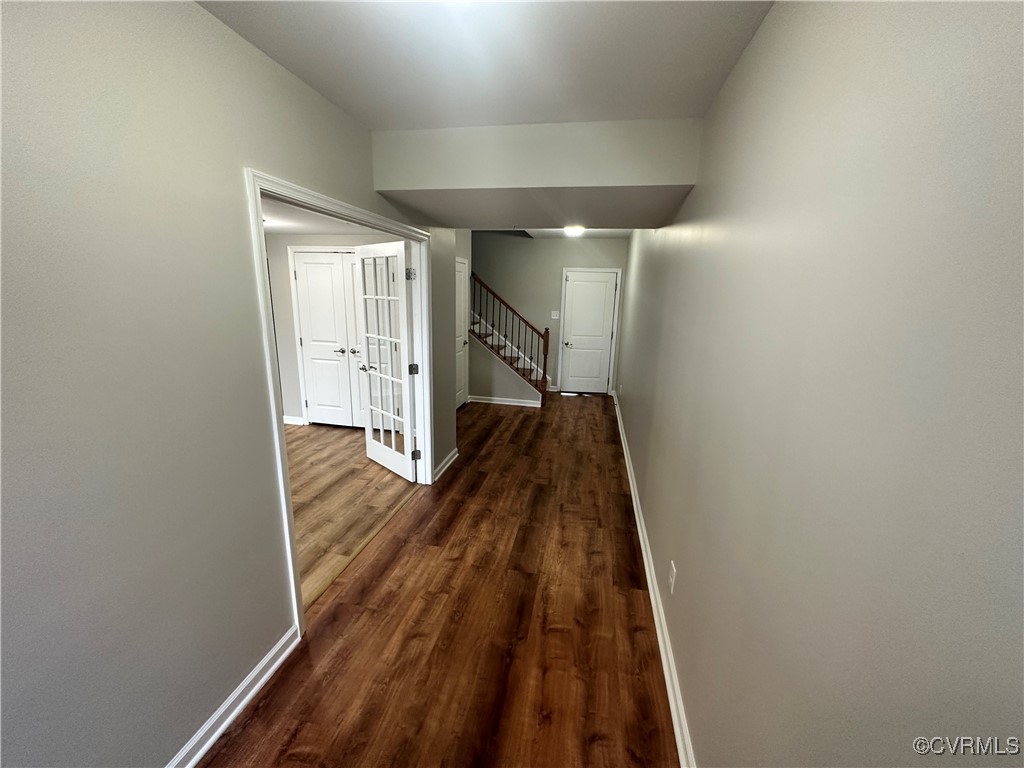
[556,267,623,395]
[244,168,434,632]
[286,245,357,426]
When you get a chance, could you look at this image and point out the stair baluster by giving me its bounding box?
[470,273,550,403]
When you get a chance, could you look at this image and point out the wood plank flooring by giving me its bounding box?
[201,396,678,767]
[286,424,417,610]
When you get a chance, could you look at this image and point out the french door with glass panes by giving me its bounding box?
[357,242,416,481]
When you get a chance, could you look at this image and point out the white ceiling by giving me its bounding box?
[201,2,772,130]
[260,196,383,235]
[524,229,632,239]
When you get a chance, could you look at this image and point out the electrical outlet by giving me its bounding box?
[551,310,560,320]
[668,560,677,595]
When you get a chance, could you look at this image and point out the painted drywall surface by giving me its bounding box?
[428,228,464,471]
[471,232,628,389]
[373,119,701,190]
[265,233,403,420]
[468,337,542,406]
[460,228,472,275]
[616,4,1023,766]
[1,4,403,766]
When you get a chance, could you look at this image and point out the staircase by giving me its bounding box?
[470,273,550,403]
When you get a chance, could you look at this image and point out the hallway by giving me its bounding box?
[200,396,677,767]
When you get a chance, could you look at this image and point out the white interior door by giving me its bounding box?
[455,257,469,407]
[560,269,618,393]
[343,253,369,428]
[358,242,416,481]
[294,252,354,425]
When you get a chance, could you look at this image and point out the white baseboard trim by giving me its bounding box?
[433,447,459,481]
[611,391,696,768]
[467,395,541,409]
[167,625,301,768]
[282,416,308,426]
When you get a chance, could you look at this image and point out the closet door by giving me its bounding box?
[455,257,469,407]
[294,252,354,426]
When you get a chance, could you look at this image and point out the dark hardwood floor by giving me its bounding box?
[200,395,678,768]
[285,424,417,609]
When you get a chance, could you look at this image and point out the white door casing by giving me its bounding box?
[559,269,621,394]
[455,257,469,407]
[294,252,354,426]
[358,242,416,481]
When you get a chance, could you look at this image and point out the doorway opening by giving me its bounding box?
[245,169,434,618]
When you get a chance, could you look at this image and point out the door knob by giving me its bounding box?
[563,341,573,348]
[463,340,468,347]
[334,348,346,355]
[350,348,358,355]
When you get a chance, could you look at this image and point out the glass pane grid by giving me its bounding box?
[368,407,403,422]
[361,251,408,459]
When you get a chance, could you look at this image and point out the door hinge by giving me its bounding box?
[294,269,297,280]
[305,399,308,408]
[408,363,419,375]
[406,267,417,280]
[299,337,303,347]
[411,449,422,460]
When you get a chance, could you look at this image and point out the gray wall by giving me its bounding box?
[471,232,628,389]
[265,232,402,420]
[1,4,404,766]
[373,119,702,190]
[468,337,542,406]
[616,4,1023,767]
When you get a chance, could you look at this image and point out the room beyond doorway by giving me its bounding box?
[284,423,418,609]
[245,169,436,624]
[259,195,421,606]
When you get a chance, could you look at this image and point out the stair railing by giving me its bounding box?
[470,273,550,401]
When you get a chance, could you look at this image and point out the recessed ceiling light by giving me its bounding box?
[564,225,585,237]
